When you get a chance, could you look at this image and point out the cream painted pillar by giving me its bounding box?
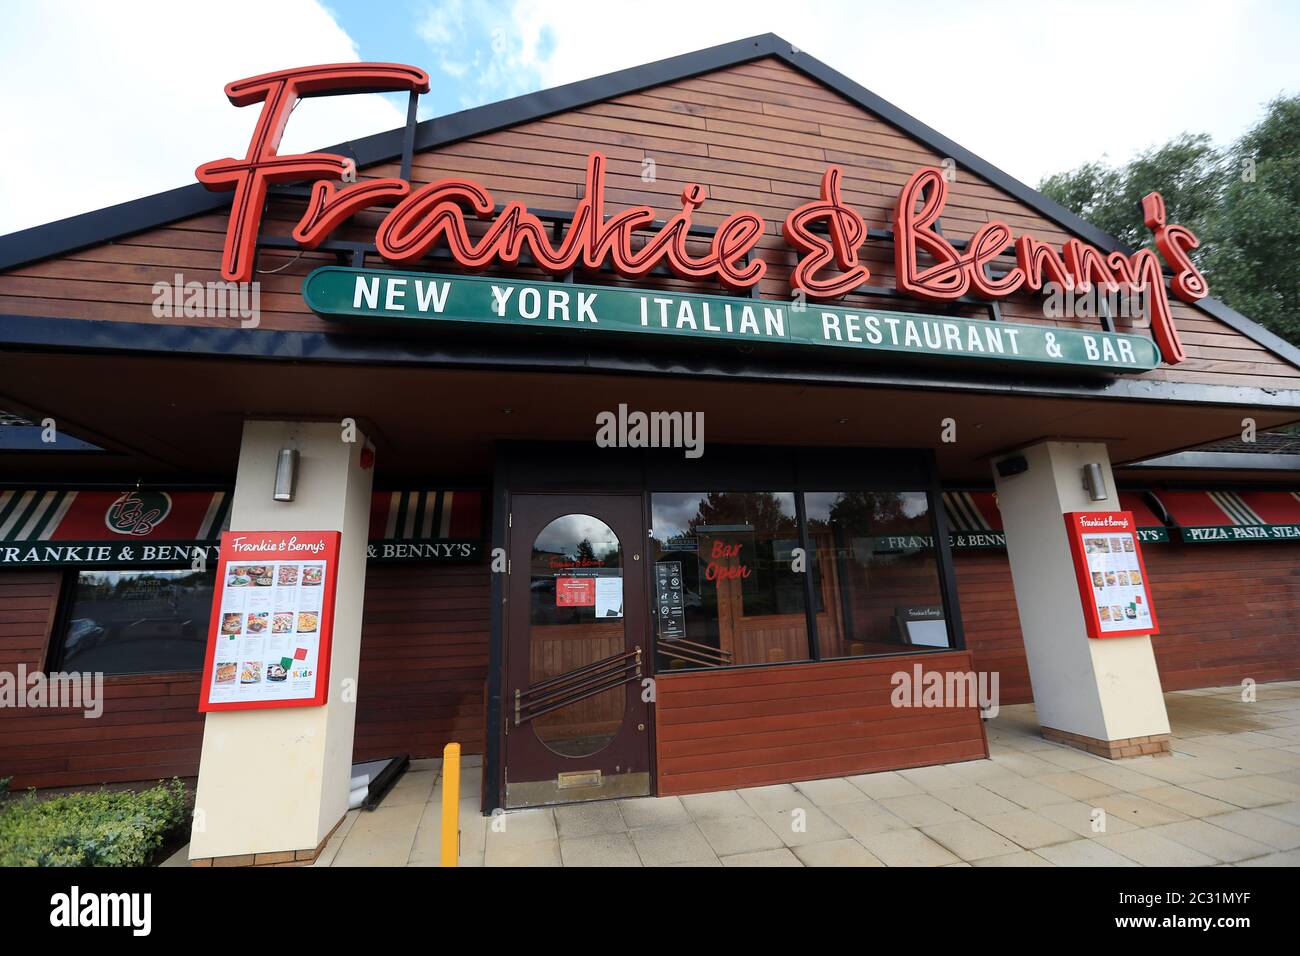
[190,421,373,862]
[992,441,1171,757]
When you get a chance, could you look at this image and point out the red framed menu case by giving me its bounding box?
[199,530,341,711]
[1064,511,1159,639]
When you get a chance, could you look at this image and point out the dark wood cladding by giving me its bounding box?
[0,569,207,789]
[1143,543,1300,690]
[654,651,989,795]
[0,59,1295,392]
[959,544,1300,703]
[353,563,490,760]
[0,570,60,674]
[0,564,490,789]
[955,550,1035,704]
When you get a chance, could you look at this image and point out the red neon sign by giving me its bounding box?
[892,168,1205,364]
[374,152,767,290]
[196,64,431,282]
[198,62,1208,366]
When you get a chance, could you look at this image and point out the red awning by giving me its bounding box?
[942,491,1003,533]
[0,487,487,568]
[367,489,484,540]
[0,488,229,542]
[1151,489,1300,543]
[1117,491,1164,529]
[944,491,1166,533]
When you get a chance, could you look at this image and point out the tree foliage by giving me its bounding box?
[1038,95,1300,344]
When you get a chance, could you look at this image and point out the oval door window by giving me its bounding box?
[528,514,626,758]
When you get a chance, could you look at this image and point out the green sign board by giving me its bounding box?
[875,527,1168,552]
[1178,524,1300,544]
[0,538,484,567]
[302,267,1162,374]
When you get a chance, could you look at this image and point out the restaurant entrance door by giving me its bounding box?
[504,493,652,808]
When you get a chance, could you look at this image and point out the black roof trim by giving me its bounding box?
[6,313,1300,412]
[1,32,1297,371]
[1131,450,1300,472]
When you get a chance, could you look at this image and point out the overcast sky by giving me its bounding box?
[1,0,1296,235]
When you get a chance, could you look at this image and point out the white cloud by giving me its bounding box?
[506,0,1298,189]
[0,0,405,234]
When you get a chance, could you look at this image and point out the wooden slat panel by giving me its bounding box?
[654,651,988,795]
[352,563,490,762]
[0,564,490,789]
[958,544,1300,705]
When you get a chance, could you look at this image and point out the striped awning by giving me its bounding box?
[1152,489,1300,543]
[943,490,1169,546]
[0,489,230,542]
[367,489,484,541]
[0,488,486,566]
[942,491,1006,548]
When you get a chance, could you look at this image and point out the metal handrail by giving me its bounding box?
[520,660,638,713]
[515,647,642,726]
[520,648,640,698]
[658,638,733,666]
[658,645,727,666]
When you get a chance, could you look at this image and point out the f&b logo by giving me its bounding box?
[105,491,172,536]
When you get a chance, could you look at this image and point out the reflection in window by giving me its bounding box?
[650,492,809,670]
[805,491,951,657]
[55,569,215,675]
[528,514,626,757]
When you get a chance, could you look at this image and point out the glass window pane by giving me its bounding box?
[528,514,626,757]
[804,491,951,657]
[650,491,809,670]
[58,569,215,675]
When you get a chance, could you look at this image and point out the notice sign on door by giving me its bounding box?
[1064,512,1159,639]
[199,530,341,711]
[555,577,596,607]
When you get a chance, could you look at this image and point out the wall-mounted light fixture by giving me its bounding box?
[274,448,299,502]
[1082,462,1108,502]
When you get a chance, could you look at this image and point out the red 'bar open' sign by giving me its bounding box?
[199,530,341,711]
[1063,512,1159,639]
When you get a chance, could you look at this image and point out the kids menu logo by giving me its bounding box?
[196,63,1209,366]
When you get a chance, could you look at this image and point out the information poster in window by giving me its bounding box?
[198,530,341,711]
[1064,512,1158,639]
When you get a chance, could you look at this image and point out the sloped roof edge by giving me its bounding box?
[1,32,1296,370]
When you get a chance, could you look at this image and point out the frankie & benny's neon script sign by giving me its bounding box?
[196,63,1208,365]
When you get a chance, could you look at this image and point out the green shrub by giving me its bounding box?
[0,778,188,867]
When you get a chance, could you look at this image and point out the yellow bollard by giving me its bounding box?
[440,742,461,867]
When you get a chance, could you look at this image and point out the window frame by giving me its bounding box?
[48,564,217,678]
[647,477,965,673]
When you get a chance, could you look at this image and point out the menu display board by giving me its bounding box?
[1064,512,1159,639]
[198,530,341,711]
